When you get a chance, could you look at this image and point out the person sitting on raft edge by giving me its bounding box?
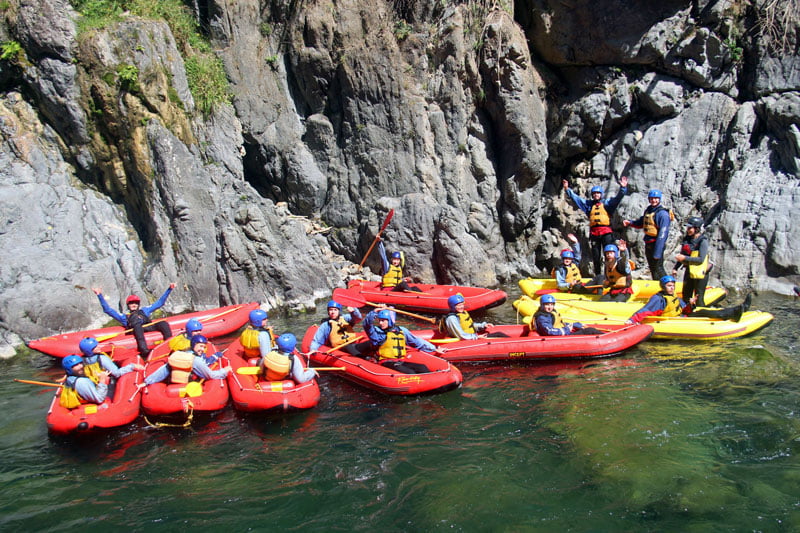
[377,239,423,293]
[362,308,443,374]
[533,294,606,336]
[92,284,175,358]
[309,299,363,355]
[625,275,752,324]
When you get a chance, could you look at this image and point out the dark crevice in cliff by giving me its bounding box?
[241,134,275,202]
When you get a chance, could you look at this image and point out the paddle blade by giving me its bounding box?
[181,381,203,397]
[379,209,395,233]
[332,288,367,308]
[236,366,262,375]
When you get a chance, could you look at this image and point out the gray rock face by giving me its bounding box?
[2,0,800,356]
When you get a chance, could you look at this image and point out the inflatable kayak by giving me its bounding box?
[140,340,229,417]
[300,326,463,395]
[346,279,506,314]
[409,323,653,362]
[226,338,320,412]
[513,295,774,341]
[519,278,727,305]
[27,302,260,358]
[46,351,143,435]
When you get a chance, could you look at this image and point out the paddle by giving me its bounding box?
[96,304,245,342]
[369,305,437,324]
[14,379,62,388]
[236,366,345,375]
[180,381,203,397]
[359,209,395,267]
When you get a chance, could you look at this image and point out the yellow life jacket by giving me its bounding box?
[59,376,84,409]
[327,316,356,346]
[550,262,582,284]
[262,350,292,381]
[381,264,404,288]
[661,294,684,317]
[168,333,191,352]
[589,202,611,228]
[643,207,674,237]
[688,249,710,279]
[605,260,631,289]
[167,351,194,384]
[377,329,407,360]
[550,309,565,328]
[83,358,104,384]
[240,326,273,358]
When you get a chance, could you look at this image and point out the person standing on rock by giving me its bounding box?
[623,189,672,280]
[563,175,629,276]
[92,284,175,358]
[672,216,711,307]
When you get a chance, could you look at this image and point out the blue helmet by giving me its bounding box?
[541,294,557,304]
[561,249,575,260]
[376,309,394,327]
[390,251,402,260]
[590,186,604,195]
[185,319,203,335]
[78,337,98,356]
[249,309,268,327]
[327,300,342,310]
[276,333,296,353]
[603,244,619,256]
[448,293,465,310]
[660,275,676,288]
[190,334,208,350]
[648,189,662,199]
[62,355,83,375]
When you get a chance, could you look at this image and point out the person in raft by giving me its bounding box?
[139,334,230,388]
[92,284,175,358]
[363,308,443,374]
[377,240,423,292]
[59,355,110,409]
[552,234,596,294]
[672,216,711,307]
[78,336,143,389]
[533,294,605,336]
[623,189,672,280]
[239,309,274,362]
[625,276,752,324]
[600,240,634,302]
[167,318,204,353]
[441,293,506,339]
[308,299,363,355]
[260,333,317,383]
[563,175,628,276]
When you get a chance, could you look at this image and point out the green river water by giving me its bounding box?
[2,291,799,531]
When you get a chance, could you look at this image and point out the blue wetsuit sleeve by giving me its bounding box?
[258,330,273,358]
[144,363,169,385]
[605,186,627,212]
[141,287,173,316]
[378,241,389,275]
[309,323,331,351]
[99,354,127,378]
[75,377,108,403]
[652,210,671,259]
[290,357,316,383]
[96,293,127,325]
[192,357,228,380]
[565,189,591,214]
[403,328,436,352]
[445,314,478,340]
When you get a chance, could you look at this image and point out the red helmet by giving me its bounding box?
[125,294,141,305]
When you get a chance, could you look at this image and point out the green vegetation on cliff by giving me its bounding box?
[71,0,230,114]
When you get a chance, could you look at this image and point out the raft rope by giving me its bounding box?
[144,401,194,429]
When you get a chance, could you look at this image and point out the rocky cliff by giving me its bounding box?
[0,0,798,356]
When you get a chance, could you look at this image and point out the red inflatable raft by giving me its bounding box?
[140,340,229,417]
[46,351,144,435]
[27,302,260,358]
[346,279,506,314]
[301,326,462,395]
[226,338,320,412]
[411,323,654,363]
